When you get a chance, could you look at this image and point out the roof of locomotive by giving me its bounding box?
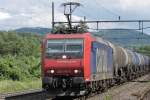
[45,32,114,47]
[45,32,94,39]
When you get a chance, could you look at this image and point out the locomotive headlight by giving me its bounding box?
[74,69,79,74]
[50,70,55,74]
[62,55,67,59]
[47,69,55,74]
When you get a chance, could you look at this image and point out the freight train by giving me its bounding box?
[41,32,150,96]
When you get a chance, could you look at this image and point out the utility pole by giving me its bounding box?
[52,2,54,33]
[142,21,144,34]
[118,16,121,20]
[84,16,86,22]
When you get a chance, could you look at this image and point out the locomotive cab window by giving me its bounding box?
[47,44,64,52]
[46,39,83,58]
[46,39,64,53]
[66,44,82,52]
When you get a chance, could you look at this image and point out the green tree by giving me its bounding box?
[0,31,41,81]
[76,20,89,33]
[135,46,150,57]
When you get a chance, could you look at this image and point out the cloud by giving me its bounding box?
[0,0,150,36]
[119,0,150,11]
[0,11,11,20]
[0,0,84,30]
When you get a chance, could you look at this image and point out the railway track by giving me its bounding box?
[56,73,149,100]
[0,74,150,100]
[0,89,48,100]
[85,73,150,100]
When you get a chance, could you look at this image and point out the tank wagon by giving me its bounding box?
[41,33,150,96]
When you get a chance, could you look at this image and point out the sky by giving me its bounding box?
[1,0,150,34]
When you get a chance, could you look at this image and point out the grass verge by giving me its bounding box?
[0,79,42,94]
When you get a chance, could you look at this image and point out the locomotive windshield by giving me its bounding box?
[47,44,64,52]
[46,39,83,58]
[66,44,82,52]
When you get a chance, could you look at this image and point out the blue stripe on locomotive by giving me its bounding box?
[90,41,113,74]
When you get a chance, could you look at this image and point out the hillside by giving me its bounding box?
[14,27,150,48]
[93,29,150,48]
[14,27,51,35]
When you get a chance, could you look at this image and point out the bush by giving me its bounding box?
[136,46,150,57]
[0,32,41,81]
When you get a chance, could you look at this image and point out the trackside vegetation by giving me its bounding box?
[0,31,42,93]
[0,79,41,93]
[135,46,150,57]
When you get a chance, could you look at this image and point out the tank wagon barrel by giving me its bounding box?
[95,37,150,79]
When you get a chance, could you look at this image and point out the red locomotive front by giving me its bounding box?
[41,33,92,94]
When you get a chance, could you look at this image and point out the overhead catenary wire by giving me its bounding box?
[88,26,150,31]
[94,0,120,19]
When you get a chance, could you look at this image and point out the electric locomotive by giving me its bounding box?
[41,32,150,96]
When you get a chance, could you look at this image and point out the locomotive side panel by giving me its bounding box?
[90,41,113,81]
